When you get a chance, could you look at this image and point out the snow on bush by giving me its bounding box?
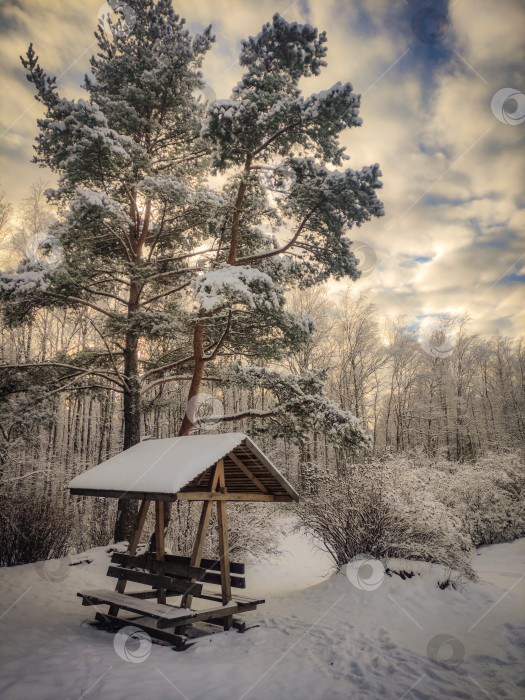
[430,451,525,546]
[296,450,525,580]
[0,486,75,567]
[168,501,283,563]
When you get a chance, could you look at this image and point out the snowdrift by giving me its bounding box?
[0,534,523,699]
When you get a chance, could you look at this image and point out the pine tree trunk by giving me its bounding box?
[178,319,205,437]
[113,282,141,542]
[157,318,206,533]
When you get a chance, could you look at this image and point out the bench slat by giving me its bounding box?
[78,589,241,629]
[78,589,189,623]
[197,588,265,607]
[111,552,205,580]
[126,590,160,600]
[106,566,202,597]
[165,553,245,575]
[157,601,240,629]
[203,572,246,589]
[110,553,245,588]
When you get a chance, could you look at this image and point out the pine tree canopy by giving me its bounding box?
[1,3,384,452]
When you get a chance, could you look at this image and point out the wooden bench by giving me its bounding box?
[78,551,264,648]
[79,589,242,627]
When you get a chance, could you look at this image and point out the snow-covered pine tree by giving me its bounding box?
[179,14,385,440]
[3,0,215,539]
[1,5,383,540]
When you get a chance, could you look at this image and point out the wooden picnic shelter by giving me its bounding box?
[69,433,299,649]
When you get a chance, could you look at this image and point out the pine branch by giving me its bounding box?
[203,310,232,361]
[250,120,301,157]
[0,362,125,389]
[76,285,128,306]
[202,408,276,423]
[141,355,195,381]
[86,317,129,390]
[140,281,191,307]
[146,266,202,283]
[234,204,320,265]
[42,292,114,318]
[140,374,221,396]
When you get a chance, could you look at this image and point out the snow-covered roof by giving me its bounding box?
[69,433,299,502]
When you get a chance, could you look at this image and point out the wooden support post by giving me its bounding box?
[109,499,150,615]
[155,500,166,605]
[181,461,222,609]
[127,499,151,557]
[216,460,232,630]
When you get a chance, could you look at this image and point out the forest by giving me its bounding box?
[1,179,523,580]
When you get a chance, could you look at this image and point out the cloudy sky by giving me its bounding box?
[0,0,524,338]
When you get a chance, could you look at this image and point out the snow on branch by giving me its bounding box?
[225,363,370,449]
[193,264,282,312]
[0,268,51,295]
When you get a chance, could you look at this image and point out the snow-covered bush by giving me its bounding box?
[296,458,476,578]
[430,451,525,546]
[167,501,283,564]
[0,486,75,566]
[76,498,118,550]
[297,450,525,579]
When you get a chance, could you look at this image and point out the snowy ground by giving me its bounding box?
[0,530,523,700]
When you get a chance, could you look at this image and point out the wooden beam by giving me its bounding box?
[94,612,189,650]
[176,492,290,502]
[71,490,292,501]
[129,500,151,557]
[181,460,222,609]
[70,488,177,500]
[155,501,166,604]
[127,552,245,575]
[216,461,232,630]
[216,504,231,602]
[109,499,150,616]
[195,469,210,486]
[228,451,270,493]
